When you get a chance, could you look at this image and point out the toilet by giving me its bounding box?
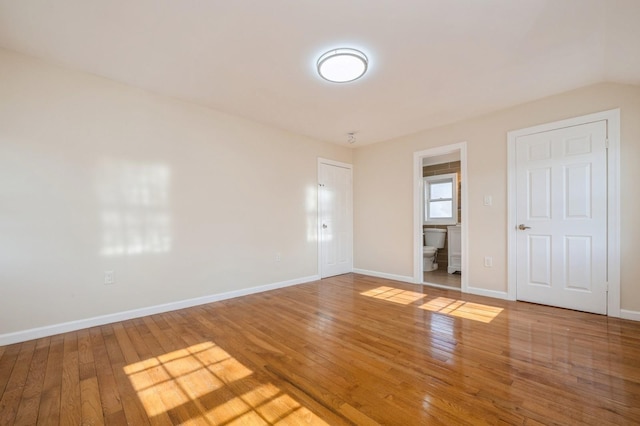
[423,228,447,271]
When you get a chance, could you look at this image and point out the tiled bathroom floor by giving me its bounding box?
[423,268,461,289]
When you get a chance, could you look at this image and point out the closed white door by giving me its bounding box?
[515,120,608,314]
[319,161,353,278]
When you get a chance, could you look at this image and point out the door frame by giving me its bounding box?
[317,158,353,278]
[506,109,621,317]
[413,142,468,291]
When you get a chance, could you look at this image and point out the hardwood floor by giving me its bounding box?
[1,273,640,425]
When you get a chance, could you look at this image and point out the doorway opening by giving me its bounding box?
[413,143,468,291]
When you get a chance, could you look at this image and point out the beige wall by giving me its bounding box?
[0,49,352,335]
[354,82,640,311]
[2,46,639,340]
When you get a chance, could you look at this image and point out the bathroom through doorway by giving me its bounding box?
[413,143,468,291]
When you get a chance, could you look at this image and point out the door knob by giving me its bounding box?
[518,224,531,230]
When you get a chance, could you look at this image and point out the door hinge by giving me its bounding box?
[605,138,609,149]
[606,282,609,292]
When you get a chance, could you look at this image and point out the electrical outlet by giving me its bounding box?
[104,270,115,285]
[484,257,493,268]
[275,252,282,262]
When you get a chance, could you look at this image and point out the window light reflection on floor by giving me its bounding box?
[360,286,427,305]
[420,297,503,323]
[123,341,328,424]
[361,286,503,323]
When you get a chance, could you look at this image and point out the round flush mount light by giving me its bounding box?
[317,48,368,83]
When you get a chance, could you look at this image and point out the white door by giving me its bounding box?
[318,160,353,278]
[515,120,608,314]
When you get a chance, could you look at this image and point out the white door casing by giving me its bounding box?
[318,159,353,278]
[508,109,621,317]
[413,142,468,292]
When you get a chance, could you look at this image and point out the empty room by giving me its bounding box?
[1,1,640,424]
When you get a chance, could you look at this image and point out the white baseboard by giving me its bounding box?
[620,309,640,322]
[353,269,511,302]
[0,275,320,346]
[352,268,415,284]
[465,286,509,300]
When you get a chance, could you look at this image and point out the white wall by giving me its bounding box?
[0,49,352,338]
[354,82,640,311]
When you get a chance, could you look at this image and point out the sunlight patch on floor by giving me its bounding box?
[420,297,503,323]
[361,286,502,323]
[360,286,427,305]
[124,341,328,424]
[207,383,324,424]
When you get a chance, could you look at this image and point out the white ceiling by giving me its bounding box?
[0,0,639,146]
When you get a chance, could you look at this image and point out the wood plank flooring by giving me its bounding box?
[1,273,640,425]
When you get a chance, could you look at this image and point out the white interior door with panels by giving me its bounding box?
[318,159,353,278]
[513,120,609,314]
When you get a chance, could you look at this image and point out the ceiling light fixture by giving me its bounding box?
[317,48,368,83]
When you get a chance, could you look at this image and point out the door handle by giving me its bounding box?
[322,224,328,229]
[518,224,531,230]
